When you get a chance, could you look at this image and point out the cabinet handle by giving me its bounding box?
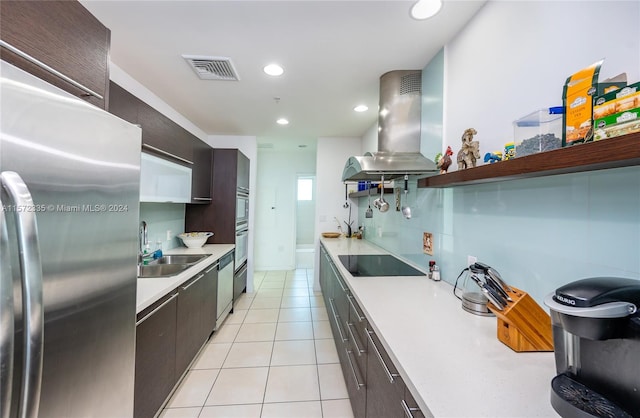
[330,264,348,293]
[328,298,347,342]
[192,197,212,201]
[346,322,365,356]
[204,263,218,274]
[348,295,365,322]
[136,293,178,326]
[401,399,420,418]
[142,144,194,165]
[181,274,204,290]
[345,348,365,390]
[366,328,399,383]
[0,40,104,100]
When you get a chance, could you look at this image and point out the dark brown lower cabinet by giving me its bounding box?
[319,243,428,418]
[365,328,405,418]
[403,387,427,418]
[233,263,248,303]
[176,272,209,377]
[134,293,178,418]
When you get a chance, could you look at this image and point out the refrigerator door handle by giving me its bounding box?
[0,200,15,418]
[1,171,44,418]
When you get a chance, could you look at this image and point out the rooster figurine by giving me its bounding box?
[437,146,454,173]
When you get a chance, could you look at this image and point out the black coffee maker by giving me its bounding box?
[545,277,640,418]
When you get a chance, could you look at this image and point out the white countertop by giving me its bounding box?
[136,244,235,313]
[320,237,558,418]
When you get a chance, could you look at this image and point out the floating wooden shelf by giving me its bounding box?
[418,132,640,188]
[348,188,394,198]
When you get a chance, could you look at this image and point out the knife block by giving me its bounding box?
[487,286,554,352]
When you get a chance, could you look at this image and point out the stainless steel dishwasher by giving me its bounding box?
[216,251,234,329]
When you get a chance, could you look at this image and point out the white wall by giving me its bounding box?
[254,146,317,270]
[444,0,640,156]
[206,135,258,292]
[313,136,363,289]
[362,123,378,154]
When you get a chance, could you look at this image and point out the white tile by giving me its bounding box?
[310,295,325,307]
[311,307,329,321]
[278,308,312,322]
[313,321,333,339]
[280,296,311,308]
[261,401,322,418]
[260,281,285,289]
[274,321,314,341]
[233,297,253,310]
[193,342,232,370]
[200,404,262,418]
[283,288,311,297]
[314,339,339,364]
[205,367,269,406]
[264,365,320,403]
[255,288,283,297]
[223,341,273,368]
[225,309,247,324]
[321,399,354,418]
[160,407,202,418]
[318,364,349,400]
[250,297,282,309]
[284,280,309,289]
[210,323,240,343]
[244,308,280,323]
[235,322,277,342]
[167,369,219,408]
[271,340,317,366]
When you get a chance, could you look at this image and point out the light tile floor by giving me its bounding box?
[160,269,354,418]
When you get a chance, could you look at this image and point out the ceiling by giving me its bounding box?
[81,1,486,142]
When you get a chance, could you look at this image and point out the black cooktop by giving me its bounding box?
[338,254,426,277]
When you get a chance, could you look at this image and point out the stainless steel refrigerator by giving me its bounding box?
[1,60,140,417]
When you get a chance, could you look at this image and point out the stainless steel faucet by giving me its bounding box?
[139,221,148,261]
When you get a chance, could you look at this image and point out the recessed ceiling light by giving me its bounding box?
[264,64,284,76]
[276,118,289,125]
[354,105,369,112]
[410,0,442,20]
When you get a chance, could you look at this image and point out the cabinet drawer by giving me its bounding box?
[402,387,427,418]
[135,293,178,418]
[365,327,405,418]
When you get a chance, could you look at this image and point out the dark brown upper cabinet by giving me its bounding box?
[191,138,213,204]
[1,0,111,109]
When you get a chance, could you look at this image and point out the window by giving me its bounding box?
[297,178,313,201]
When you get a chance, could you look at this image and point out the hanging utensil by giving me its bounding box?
[343,183,349,208]
[366,181,373,218]
[401,175,411,219]
[374,175,389,212]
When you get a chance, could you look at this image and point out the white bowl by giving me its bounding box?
[178,232,213,248]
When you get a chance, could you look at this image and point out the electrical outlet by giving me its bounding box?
[166,230,172,241]
[467,255,477,267]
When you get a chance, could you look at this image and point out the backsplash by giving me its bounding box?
[139,202,186,251]
[359,165,640,305]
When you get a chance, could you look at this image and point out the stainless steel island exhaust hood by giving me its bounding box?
[342,70,438,182]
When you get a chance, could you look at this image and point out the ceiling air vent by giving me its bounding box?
[182,55,240,81]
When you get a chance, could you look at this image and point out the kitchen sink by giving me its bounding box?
[138,263,190,278]
[152,254,209,265]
